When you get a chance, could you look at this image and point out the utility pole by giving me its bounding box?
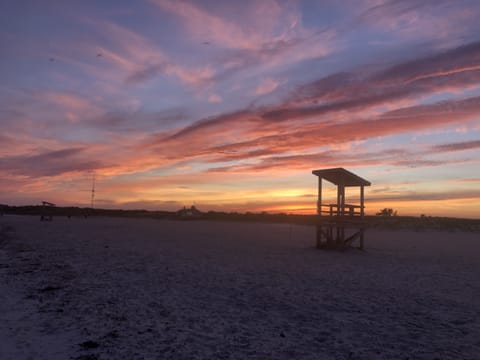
[90,173,96,209]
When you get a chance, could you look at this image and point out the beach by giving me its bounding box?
[1,215,479,360]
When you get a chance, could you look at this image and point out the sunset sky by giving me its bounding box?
[1,0,480,218]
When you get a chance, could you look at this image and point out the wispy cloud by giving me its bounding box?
[160,40,480,144]
[150,0,295,49]
[208,94,223,103]
[255,78,280,95]
[448,178,480,183]
[431,139,480,152]
[369,188,480,202]
[143,68,480,171]
[125,63,167,85]
[151,0,334,80]
[51,18,216,89]
[357,0,480,46]
[0,148,105,177]
[205,136,476,174]
[5,39,479,181]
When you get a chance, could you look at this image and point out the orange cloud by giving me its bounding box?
[141,94,480,173]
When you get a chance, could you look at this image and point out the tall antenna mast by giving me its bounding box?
[90,172,96,209]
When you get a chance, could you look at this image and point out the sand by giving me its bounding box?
[0,215,479,360]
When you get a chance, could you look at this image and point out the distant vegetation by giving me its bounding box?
[376,208,398,217]
[1,205,479,232]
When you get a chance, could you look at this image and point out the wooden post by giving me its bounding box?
[317,178,322,216]
[316,177,322,248]
[339,178,345,217]
[360,185,365,249]
[327,224,334,248]
[336,182,341,246]
[338,180,345,245]
[336,185,342,217]
[360,185,365,218]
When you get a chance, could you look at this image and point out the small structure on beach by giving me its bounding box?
[177,205,203,219]
[312,168,371,250]
[40,201,56,221]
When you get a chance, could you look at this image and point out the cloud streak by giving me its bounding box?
[431,139,480,152]
[145,93,480,170]
[151,0,334,84]
[0,148,105,177]
[157,40,480,144]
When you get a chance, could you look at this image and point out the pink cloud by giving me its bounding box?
[4,40,480,185]
[255,78,280,95]
[208,94,223,103]
[0,147,105,177]
[41,91,103,123]
[357,0,480,47]
[151,0,283,49]
[157,41,480,146]
[140,93,480,175]
[151,0,334,77]
[47,18,216,89]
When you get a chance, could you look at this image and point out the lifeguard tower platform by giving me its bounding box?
[312,168,371,250]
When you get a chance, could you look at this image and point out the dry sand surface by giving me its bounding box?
[0,215,479,360]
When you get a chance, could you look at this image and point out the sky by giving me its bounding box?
[1,0,480,218]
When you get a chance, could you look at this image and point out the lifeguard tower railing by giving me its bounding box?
[318,203,365,218]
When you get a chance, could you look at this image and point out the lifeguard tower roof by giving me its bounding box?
[312,167,371,187]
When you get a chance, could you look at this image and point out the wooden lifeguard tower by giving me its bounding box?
[40,201,56,221]
[312,168,371,250]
